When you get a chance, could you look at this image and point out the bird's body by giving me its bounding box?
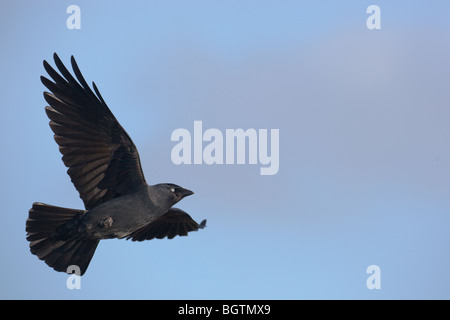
[79,183,193,239]
[26,54,206,275]
[79,184,162,239]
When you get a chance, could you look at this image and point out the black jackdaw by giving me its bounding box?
[26,54,206,276]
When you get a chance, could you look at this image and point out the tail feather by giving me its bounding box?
[26,202,99,276]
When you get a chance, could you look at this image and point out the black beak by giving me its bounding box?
[180,188,194,198]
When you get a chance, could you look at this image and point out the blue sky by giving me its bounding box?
[1,1,450,299]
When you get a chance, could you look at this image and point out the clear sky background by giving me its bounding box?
[1,1,450,299]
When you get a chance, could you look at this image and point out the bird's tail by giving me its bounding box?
[26,202,99,276]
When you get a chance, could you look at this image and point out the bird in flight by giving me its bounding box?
[26,53,206,276]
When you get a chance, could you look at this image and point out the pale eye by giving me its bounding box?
[170,188,176,193]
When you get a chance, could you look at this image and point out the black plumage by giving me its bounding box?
[26,54,206,275]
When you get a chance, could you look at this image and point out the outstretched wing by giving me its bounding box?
[41,53,146,210]
[127,208,207,241]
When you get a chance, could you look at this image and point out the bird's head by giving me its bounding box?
[151,183,194,207]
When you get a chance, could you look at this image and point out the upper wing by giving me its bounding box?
[41,53,146,210]
[126,208,207,241]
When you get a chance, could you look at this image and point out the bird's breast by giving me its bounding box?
[79,191,164,239]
